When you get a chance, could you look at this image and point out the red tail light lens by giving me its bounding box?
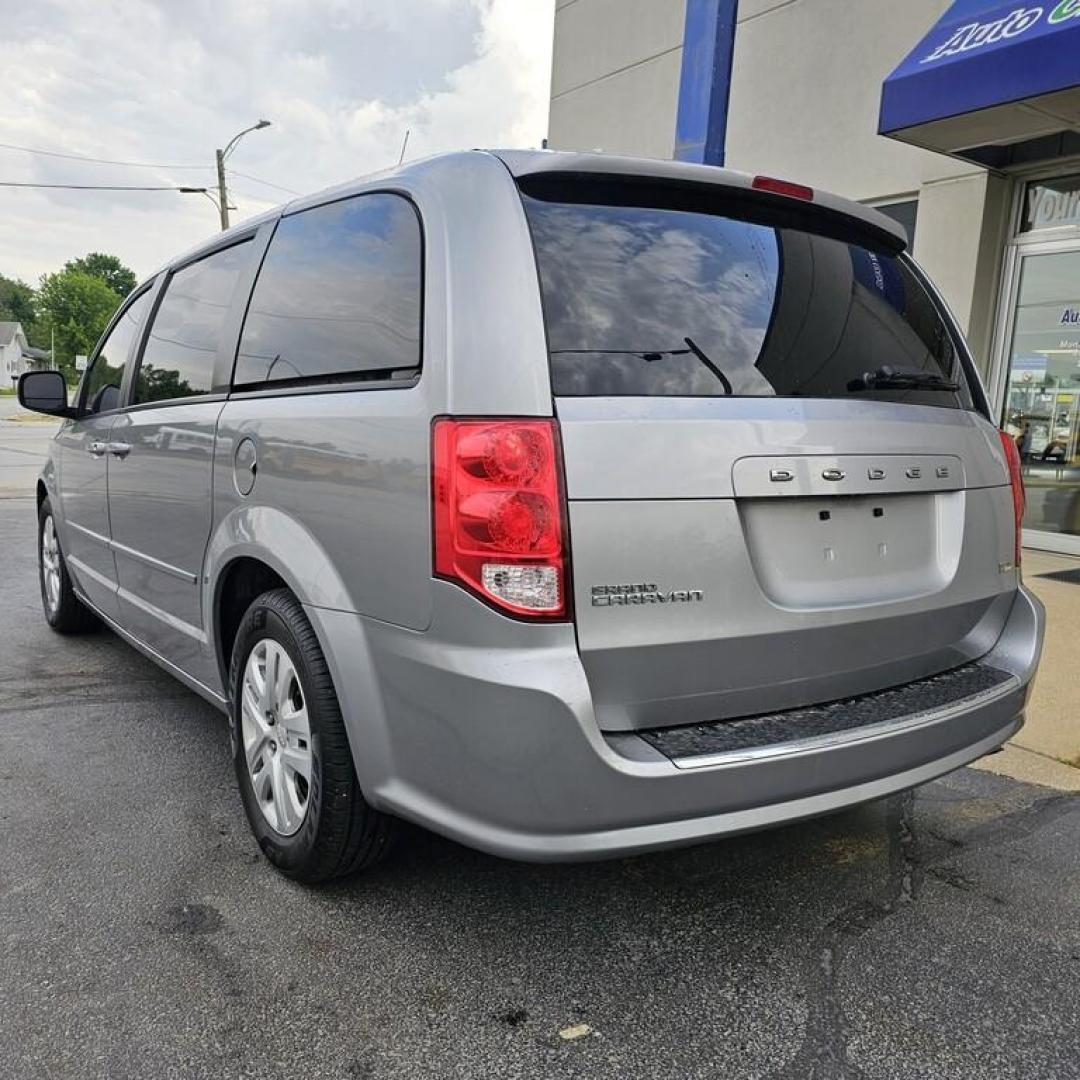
[433,418,569,618]
[999,430,1025,567]
[752,175,814,201]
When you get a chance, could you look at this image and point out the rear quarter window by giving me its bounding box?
[520,184,974,410]
[234,192,421,389]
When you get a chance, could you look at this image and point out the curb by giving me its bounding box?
[972,741,1080,791]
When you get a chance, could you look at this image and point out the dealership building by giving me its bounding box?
[546,0,1080,553]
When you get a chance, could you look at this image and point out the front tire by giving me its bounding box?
[38,498,98,634]
[229,588,397,883]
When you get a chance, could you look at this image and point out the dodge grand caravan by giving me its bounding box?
[20,150,1044,883]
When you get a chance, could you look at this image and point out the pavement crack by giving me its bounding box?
[773,793,1080,1078]
[769,793,920,1080]
[889,792,922,909]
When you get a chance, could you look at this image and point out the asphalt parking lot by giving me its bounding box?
[2,495,1080,1079]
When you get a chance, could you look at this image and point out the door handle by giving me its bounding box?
[106,441,132,458]
[88,441,107,457]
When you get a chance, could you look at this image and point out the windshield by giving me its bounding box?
[520,184,974,409]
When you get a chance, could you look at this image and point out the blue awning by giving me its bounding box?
[880,1,1080,157]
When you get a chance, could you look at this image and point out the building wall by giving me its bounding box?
[908,171,1013,368]
[725,0,968,199]
[2,340,22,383]
[546,0,1015,374]
[548,0,688,160]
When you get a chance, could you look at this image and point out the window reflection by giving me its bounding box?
[235,194,421,387]
[523,194,965,408]
[83,290,152,414]
[136,242,250,404]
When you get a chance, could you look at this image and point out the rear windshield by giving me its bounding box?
[520,183,974,409]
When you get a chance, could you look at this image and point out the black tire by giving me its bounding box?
[37,498,99,634]
[229,588,397,883]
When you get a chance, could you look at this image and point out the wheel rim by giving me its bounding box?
[41,515,61,614]
[240,639,313,837]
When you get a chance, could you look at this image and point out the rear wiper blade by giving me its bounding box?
[847,365,959,392]
[680,337,733,395]
[550,336,734,394]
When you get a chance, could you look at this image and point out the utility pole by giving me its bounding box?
[214,148,230,231]
[214,120,272,232]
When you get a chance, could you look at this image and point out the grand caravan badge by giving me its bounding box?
[592,583,704,607]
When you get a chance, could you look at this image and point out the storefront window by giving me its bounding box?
[1002,247,1080,540]
[1020,176,1080,234]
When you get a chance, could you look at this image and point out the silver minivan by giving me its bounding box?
[21,150,1044,883]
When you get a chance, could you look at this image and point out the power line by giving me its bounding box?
[0,141,301,196]
[227,168,300,196]
[0,181,207,191]
[0,140,208,170]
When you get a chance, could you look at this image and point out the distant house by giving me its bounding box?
[0,322,50,385]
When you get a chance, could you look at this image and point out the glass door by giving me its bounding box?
[1001,244,1080,554]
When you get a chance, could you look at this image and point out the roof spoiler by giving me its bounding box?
[495,150,908,254]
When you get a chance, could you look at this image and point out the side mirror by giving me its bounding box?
[17,371,76,419]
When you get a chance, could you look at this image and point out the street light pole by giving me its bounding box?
[214,119,271,232]
[214,148,229,231]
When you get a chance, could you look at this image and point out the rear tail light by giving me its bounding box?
[433,418,570,619]
[752,175,814,201]
[999,430,1025,567]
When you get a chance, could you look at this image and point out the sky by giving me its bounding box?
[0,0,555,286]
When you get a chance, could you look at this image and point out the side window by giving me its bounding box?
[234,193,421,388]
[134,241,251,405]
[82,289,153,415]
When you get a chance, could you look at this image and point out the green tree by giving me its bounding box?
[64,252,137,298]
[37,270,120,380]
[0,273,51,348]
[0,272,37,324]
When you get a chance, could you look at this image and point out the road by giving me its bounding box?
[0,395,61,496]
[1,420,1079,1079]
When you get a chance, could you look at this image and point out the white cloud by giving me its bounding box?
[0,0,554,285]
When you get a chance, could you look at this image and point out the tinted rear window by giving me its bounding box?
[521,187,973,409]
[234,193,421,389]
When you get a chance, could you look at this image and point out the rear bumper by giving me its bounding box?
[311,582,1044,862]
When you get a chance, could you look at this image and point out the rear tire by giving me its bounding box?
[38,498,98,634]
[229,588,397,883]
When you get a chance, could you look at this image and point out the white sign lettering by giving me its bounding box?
[1026,185,1080,230]
[922,7,1044,63]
